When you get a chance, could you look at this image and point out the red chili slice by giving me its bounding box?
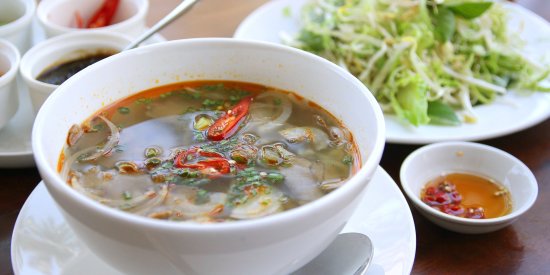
[207,96,253,141]
[173,149,230,177]
[174,148,224,168]
[87,0,120,28]
[196,158,231,174]
[74,11,84,28]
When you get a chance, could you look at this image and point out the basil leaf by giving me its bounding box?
[447,2,493,19]
[427,100,461,126]
[431,6,455,42]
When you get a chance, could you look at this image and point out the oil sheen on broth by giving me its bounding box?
[60,81,360,223]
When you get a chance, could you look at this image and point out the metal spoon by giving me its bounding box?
[124,0,200,50]
[291,232,374,275]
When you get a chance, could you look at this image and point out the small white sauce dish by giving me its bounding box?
[19,31,132,113]
[400,141,538,234]
[0,0,36,53]
[37,0,149,39]
[0,39,20,131]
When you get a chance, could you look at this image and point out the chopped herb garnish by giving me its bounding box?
[90,123,104,132]
[182,106,198,114]
[144,146,162,158]
[267,172,284,182]
[199,83,224,91]
[195,189,210,204]
[117,107,130,114]
[202,98,224,108]
[159,91,173,99]
[135,98,153,105]
[122,191,132,200]
[194,132,206,142]
[194,115,214,131]
[342,155,353,165]
[144,157,162,169]
[273,98,282,105]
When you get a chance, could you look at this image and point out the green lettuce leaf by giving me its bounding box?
[390,74,430,126]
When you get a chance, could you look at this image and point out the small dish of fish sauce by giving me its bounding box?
[421,172,512,219]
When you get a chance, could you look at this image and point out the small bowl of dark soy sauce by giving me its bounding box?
[36,50,115,86]
[19,31,131,113]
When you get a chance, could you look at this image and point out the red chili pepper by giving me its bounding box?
[174,148,223,168]
[177,158,231,177]
[74,11,84,28]
[196,158,231,174]
[173,149,230,177]
[207,97,253,141]
[87,0,120,28]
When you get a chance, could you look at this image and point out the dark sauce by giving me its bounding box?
[37,51,115,85]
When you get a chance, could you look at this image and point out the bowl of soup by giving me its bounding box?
[32,38,385,274]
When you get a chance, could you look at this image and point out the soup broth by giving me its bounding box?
[60,81,360,223]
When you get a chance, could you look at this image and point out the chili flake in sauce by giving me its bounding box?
[421,173,512,219]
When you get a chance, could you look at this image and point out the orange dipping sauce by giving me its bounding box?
[421,173,512,219]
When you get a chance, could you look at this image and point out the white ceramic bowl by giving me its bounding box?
[0,0,35,53]
[37,0,148,39]
[20,31,132,113]
[32,38,385,275]
[0,39,20,130]
[400,141,538,234]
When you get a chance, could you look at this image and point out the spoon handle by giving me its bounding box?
[124,0,200,50]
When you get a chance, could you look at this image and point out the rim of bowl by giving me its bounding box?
[0,39,21,86]
[33,37,386,233]
[37,0,148,33]
[20,31,133,90]
[400,141,538,225]
[0,0,36,34]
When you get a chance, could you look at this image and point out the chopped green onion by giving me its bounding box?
[195,189,210,205]
[342,155,353,165]
[117,107,130,114]
[267,173,284,182]
[122,191,132,200]
[135,98,153,105]
[194,115,214,131]
[144,146,162,158]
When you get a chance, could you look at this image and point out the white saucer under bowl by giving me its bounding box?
[11,166,416,275]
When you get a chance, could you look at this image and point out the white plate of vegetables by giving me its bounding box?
[235,0,550,144]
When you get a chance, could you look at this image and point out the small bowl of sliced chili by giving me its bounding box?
[37,0,149,39]
[400,141,538,234]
